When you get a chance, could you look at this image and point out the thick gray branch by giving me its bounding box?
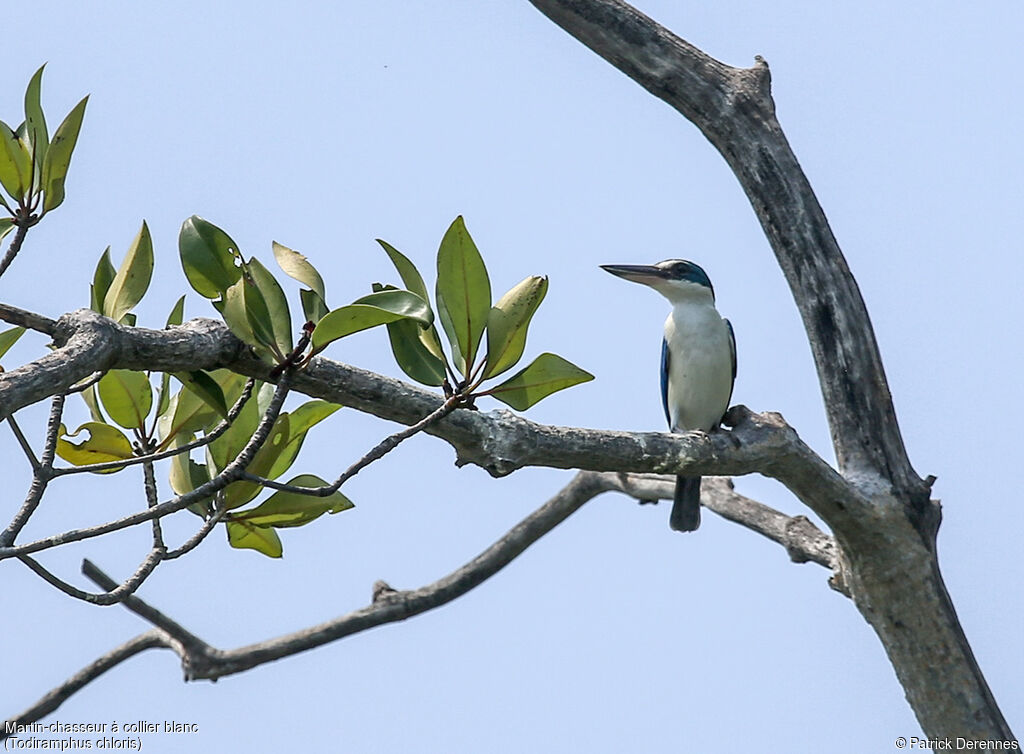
[525,0,929,519]
[0,311,864,546]
[522,0,1012,740]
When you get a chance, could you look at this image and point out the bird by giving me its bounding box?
[600,260,736,532]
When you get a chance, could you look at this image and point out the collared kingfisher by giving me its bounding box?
[601,260,736,532]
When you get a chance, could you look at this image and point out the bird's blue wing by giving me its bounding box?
[725,318,737,409]
[726,319,737,381]
[660,335,671,427]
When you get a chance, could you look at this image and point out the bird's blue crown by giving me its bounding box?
[656,259,714,295]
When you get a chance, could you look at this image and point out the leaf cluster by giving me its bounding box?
[0,64,87,237]
[374,216,594,409]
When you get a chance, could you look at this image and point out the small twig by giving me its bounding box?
[163,506,230,560]
[64,370,105,395]
[0,216,32,280]
[0,396,65,547]
[7,414,40,471]
[240,393,462,498]
[0,302,58,336]
[142,461,164,548]
[81,560,212,654]
[17,548,164,606]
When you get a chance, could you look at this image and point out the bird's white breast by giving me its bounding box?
[663,302,733,432]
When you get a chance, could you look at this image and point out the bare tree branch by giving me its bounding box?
[9,470,844,721]
[16,548,163,606]
[1,630,173,736]
[0,395,64,548]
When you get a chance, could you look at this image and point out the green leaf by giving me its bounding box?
[0,120,31,200]
[157,297,187,417]
[272,241,326,301]
[206,396,260,475]
[233,474,353,528]
[42,95,88,212]
[56,422,134,472]
[89,247,115,313]
[311,290,432,351]
[165,295,186,328]
[376,243,448,371]
[299,288,329,325]
[245,257,292,358]
[0,325,25,361]
[157,370,248,446]
[385,317,446,386]
[483,275,548,379]
[239,269,280,357]
[264,400,342,481]
[486,352,594,411]
[103,221,154,323]
[225,520,283,558]
[221,414,291,509]
[216,277,261,351]
[0,217,13,243]
[178,215,242,299]
[172,370,229,419]
[97,369,153,430]
[435,216,490,377]
[377,238,430,303]
[23,66,48,186]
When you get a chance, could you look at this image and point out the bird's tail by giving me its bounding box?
[670,476,701,532]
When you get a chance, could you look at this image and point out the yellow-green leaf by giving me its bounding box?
[56,422,134,472]
[272,241,326,301]
[42,95,88,212]
[167,435,214,517]
[0,325,25,362]
[0,120,31,200]
[97,369,153,430]
[233,474,353,529]
[483,275,548,379]
[265,400,342,480]
[103,221,154,323]
[486,352,594,411]
[225,520,282,558]
[216,276,261,351]
[23,65,48,178]
[221,414,291,509]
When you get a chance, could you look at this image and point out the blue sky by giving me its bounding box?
[2,2,1021,751]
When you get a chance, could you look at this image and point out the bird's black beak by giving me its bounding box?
[600,264,668,286]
